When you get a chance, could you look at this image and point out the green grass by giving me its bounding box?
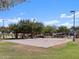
[0,42,79,59]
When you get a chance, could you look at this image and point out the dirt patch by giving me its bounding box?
[48,43,65,49]
[53,44,65,48]
[12,44,47,53]
[12,43,66,53]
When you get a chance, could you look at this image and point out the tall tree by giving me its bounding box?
[9,19,44,39]
[43,25,56,36]
[18,20,32,38]
[57,26,70,34]
[0,0,26,10]
[0,0,27,39]
[33,22,44,36]
[9,23,19,38]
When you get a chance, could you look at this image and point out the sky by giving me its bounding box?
[0,0,79,27]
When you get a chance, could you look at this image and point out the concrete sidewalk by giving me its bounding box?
[3,38,71,48]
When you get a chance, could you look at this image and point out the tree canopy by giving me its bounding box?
[9,19,44,38]
[57,26,70,33]
[0,0,26,10]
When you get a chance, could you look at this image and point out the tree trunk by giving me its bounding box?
[21,33,25,39]
[15,33,18,39]
[31,32,33,39]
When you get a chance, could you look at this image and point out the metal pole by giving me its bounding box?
[31,19,35,39]
[70,11,76,42]
[3,19,4,39]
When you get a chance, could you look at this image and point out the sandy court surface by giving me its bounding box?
[3,38,71,48]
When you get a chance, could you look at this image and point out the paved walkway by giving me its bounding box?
[3,38,71,48]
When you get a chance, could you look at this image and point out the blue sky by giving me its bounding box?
[0,0,79,27]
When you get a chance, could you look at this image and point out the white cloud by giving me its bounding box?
[60,11,79,19]
[17,17,21,20]
[60,13,73,18]
[43,20,59,26]
[0,19,3,22]
[4,23,9,27]
[7,19,18,23]
[75,12,79,18]
[0,17,21,27]
[30,17,39,22]
[7,17,21,23]
[43,20,73,28]
[59,22,73,28]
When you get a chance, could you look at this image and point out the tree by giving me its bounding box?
[19,20,44,38]
[74,26,79,38]
[18,20,33,38]
[0,0,26,10]
[43,25,56,36]
[33,22,44,36]
[0,0,27,39]
[57,26,69,33]
[9,23,19,38]
[9,19,44,39]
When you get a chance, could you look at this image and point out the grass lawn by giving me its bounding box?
[0,41,79,59]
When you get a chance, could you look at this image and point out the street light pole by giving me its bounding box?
[2,19,4,39]
[70,11,76,42]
